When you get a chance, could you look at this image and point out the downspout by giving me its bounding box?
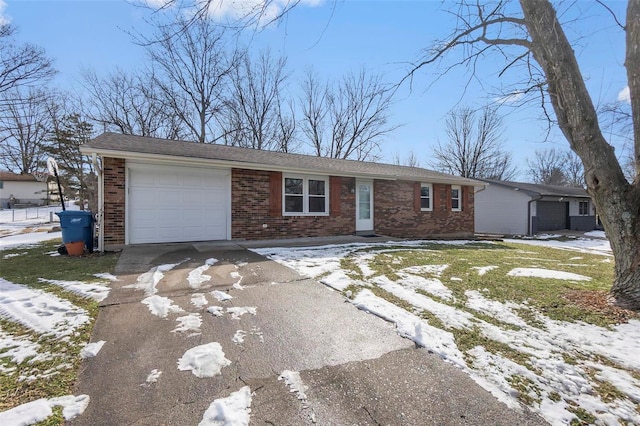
[527,195,543,236]
[92,153,104,252]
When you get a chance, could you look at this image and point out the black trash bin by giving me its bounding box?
[56,210,94,253]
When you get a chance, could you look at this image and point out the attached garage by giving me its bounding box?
[127,162,230,244]
[536,201,569,232]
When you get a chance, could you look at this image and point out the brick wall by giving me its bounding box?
[231,168,355,239]
[374,180,474,238]
[103,157,125,249]
[100,162,474,245]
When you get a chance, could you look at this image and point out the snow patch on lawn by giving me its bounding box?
[0,278,89,338]
[472,266,498,276]
[396,271,453,301]
[353,289,467,369]
[401,264,449,276]
[178,342,231,378]
[199,386,252,426]
[507,267,591,281]
[0,329,49,369]
[38,278,111,302]
[0,394,90,424]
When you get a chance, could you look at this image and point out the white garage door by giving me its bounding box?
[128,163,230,244]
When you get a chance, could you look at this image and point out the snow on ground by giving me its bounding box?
[0,394,90,424]
[142,295,185,318]
[278,370,308,401]
[505,236,612,256]
[191,293,209,308]
[472,265,498,276]
[507,268,592,281]
[172,313,202,335]
[0,230,62,251]
[178,342,231,378]
[0,329,50,371]
[124,260,187,296]
[199,386,252,426]
[0,278,90,339]
[226,307,257,320]
[80,341,106,359]
[211,290,233,302]
[38,278,111,302]
[254,234,639,425]
[187,258,217,288]
[143,369,162,385]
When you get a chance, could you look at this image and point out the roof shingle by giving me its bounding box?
[82,132,483,186]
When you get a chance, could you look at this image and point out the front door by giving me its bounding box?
[356,179,374,232]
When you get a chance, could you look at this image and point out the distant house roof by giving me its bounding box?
[0,172,39,182]
[82,132,484,186]
[481,179,589,198]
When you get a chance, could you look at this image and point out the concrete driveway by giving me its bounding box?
[71,239,545,425]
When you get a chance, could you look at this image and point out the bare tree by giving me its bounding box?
[136,0,305,32]
[527,148,569,186]
[0,88,52,173]
[0,24,56,96]
[392,150,420,167]
[219,50,296,151]
[300,69,398,161]
[432,106,517,180]
[406,0,640,308]
[81,67,184,139]
[146,18,241,143]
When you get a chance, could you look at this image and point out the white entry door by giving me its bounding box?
[356,179,374,232]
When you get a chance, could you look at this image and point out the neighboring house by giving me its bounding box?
[81,133,484,251]
[0,172,48,208]
[475,179,597,236]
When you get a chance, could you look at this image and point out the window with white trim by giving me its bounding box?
[283,175,329,215]
[420,183,432,211]
[451,185,461,211]
[578,200,590,216]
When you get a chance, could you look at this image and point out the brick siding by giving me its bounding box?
[374,180,474,238]
[100,161,474,245]
[231,168,355,239]
[103,157,125,249]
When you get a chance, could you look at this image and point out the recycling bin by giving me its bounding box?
[56,210,94,253]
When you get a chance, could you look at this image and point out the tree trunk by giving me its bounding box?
[519,0,640,309]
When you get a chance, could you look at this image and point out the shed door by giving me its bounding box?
[536,201,568,231]
[128,163,230,244]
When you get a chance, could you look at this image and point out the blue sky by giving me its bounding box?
[2,0,630,179]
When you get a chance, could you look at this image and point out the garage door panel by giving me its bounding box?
[128,164,229,243]
[537,201,568,231]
